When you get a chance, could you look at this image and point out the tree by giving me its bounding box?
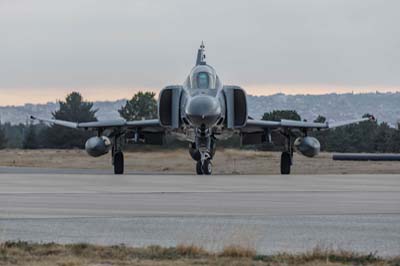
[390,127,400,152]
[0,121,7,149]
[45,92,97,148]
[23,124,39,149]
[311,115,327,150]
[118,91,157,121]
[52,92,97,122]
[373,122,392,153]
[259,110,301,150]
[320,117,379,153]
[314,115,326,123]
[262,110,301,121]
[362,113,374,119]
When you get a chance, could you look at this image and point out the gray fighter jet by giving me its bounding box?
[31,43,373,175]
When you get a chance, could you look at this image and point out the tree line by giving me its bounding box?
[0,92,399,153]
[261,110,400,153]
[0,91,157,149]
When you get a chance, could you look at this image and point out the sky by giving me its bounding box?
[0,0,399,105]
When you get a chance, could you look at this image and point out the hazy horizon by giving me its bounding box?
[1,87,399,107]
[1,0,399,105]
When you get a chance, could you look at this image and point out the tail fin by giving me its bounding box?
[196,41,206,65]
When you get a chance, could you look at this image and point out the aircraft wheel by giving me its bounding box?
[280,152,291,175]
[196,161,203,175]
[202,159,212,175]
[114,151,124,175]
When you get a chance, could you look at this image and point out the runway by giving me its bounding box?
[0,167,399,256]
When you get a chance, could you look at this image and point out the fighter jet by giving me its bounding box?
[31,43,373,175]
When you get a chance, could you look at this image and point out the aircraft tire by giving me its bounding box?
[280,152,291,175]
[196,161,203,175]
[202,159,212,175]
[114,151,124,175]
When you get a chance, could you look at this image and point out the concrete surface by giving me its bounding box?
[0,167,399,256]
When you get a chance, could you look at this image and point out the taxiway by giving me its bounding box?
[0,167,399,255]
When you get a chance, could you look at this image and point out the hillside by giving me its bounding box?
[1,92,399,126]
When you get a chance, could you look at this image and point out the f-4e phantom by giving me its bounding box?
[31,43,373,175]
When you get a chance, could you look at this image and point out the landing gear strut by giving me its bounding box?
[280,132,293,175]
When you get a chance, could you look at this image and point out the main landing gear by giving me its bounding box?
[280,133,294,175]
[112,133,124,175]
[113,151,124,175]
[280,151,291,175]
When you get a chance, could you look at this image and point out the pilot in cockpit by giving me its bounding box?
[197,72,209,89]
[189,65,217,90]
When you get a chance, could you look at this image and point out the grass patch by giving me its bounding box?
[219,245,256,258]
[0,241,398,266]
[256,246,387,265]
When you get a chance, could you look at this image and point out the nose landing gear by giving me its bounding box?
[196,151,212,175]
[201,158,212,175]
[192,128,215,175]
[196,160,203,175]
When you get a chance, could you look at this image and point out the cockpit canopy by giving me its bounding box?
[189,65,217,89]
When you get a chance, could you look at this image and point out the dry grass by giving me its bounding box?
[0,241,397,266]
[219,245,256,258]
[0,149,399,174]
[175,244,208,257]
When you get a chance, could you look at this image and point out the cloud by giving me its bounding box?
[0,0,399,104]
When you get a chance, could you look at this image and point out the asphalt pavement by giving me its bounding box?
[0,167,399,256]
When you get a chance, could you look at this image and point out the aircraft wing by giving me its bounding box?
[30,116,161,130]
[244,116,373,131]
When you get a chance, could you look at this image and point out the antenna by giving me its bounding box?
[196,41,206,65]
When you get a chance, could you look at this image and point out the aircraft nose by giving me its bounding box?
[186,95,221,127]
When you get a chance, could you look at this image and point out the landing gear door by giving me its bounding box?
[223,86,248,129]
[158,86,183,129]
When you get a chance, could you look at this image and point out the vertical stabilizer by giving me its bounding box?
[196,41,206,65]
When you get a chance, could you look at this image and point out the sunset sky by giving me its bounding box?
[0,0,399,105]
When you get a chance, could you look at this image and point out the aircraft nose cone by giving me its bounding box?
[186,95,221,127]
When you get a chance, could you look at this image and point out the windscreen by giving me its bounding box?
[197,72,210,89]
